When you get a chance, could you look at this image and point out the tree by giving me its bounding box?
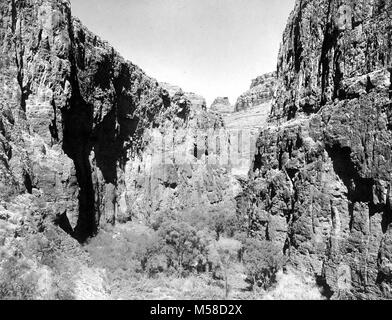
[209,206,238,240]
[242,239,286,293]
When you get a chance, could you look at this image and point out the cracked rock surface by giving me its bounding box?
[0,0,234,244]
[237,0,392,299]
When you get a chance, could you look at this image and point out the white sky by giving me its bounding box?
[70,0,295,106]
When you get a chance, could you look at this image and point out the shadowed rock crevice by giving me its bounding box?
[60,13,156,242]
[62,21,97,241]
[61,90,96,243]
[292,0,303,73]
[315,274,334,299]
[325,145,373,203]
[49,99,60,144]
[319,12,340,106]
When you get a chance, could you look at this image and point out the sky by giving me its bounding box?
[69,0,295,106]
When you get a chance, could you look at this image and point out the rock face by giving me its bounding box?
[210,97,234,114]
[238,0,392,299]
[123,85,238,223]
[0,0,236,245]
[216,73,276,178]
[3,0,392,301]
[235,72,277,112]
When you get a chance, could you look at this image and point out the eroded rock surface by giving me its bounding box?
[122,86,239,223]
[238,0,392,299]
[235,72,277,112]
[0,0,235,246]
[210,97,234,114]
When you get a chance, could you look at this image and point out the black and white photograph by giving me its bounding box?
[0,0,391,306]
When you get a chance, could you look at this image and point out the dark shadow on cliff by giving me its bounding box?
[325,144,392,233]
[61,90,96,243]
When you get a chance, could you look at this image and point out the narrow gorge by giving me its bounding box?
[0,0,392,300]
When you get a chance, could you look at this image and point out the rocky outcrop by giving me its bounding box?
[238,0,392,299]
[210,97,234,114]
[122,85,239,224]
[235,72,277,112]
[214,73,276,178]
[0,0,234,245]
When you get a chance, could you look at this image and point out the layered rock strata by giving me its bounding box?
[235,72,277,112]
[0,0,235,245]
[237,0,392,299]
[210,97,234,114]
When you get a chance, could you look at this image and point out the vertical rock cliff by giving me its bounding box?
[235,72,277,112]
[0,0,231,245]
[210,97,234,114]
[122,85,239,224]
[238,0,392,299]
[0,0,238,248]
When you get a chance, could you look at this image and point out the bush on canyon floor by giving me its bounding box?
[263,267,324,300]
[242,238,286,292]
[182,206,239,240]
[0,252,39,300]
[209,207,238,240]
[154,220,211,276]
[23,230,78,300]
[85,227,149,280]
[86,220,217,280]
[213,238,242,298]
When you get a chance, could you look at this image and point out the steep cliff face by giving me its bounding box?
[217,73,276,178]
[238,0,392,299]
[235,72,277,112]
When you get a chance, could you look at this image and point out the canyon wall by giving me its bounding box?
[235,72,276,112]
[238,0,392,299]
[0,0,235,245]
[122,86,239,224]
[210,97,234,114]
[221,73,276,178]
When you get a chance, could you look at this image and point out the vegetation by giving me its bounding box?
[0,204,322,300]
[0,253,39,300]
[263,267,324,300]
[0,226,78,300]
[84,205,297,299]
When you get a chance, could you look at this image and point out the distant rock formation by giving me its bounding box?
[235,72,277,112]
[209,97,234,114]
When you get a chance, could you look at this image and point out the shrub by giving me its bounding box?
[183,206,239,240]
[157,221,210,275]
[0,254,39,300]
[85,230,142,279]
[242,239,286,292]
[23,232,77,300]
[262,267,324,300]
[138,233,167,277]
[150,210,179,231]
[210,207,238,240]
